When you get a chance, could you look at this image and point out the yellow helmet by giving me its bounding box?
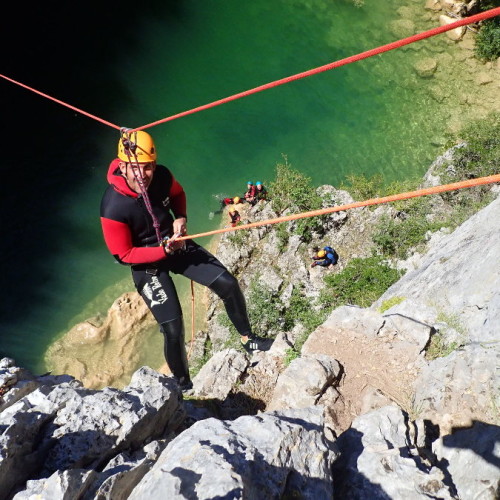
[317,250,326,258]
[229,206,236,212]
[233,196,241,204]
[118,130,157,163]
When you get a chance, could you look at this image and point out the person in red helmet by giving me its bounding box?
[100,131,273,392]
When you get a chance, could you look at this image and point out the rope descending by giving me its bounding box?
[177,173,500,242]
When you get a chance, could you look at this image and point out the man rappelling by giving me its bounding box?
[100,130,273,392]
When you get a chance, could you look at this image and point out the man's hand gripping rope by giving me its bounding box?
[161,233,186,255]
[161,217,187,255]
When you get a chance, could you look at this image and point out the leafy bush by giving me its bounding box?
[275,223,290,253]
[340,173,384,201]
[227,230,248,247]
[439,112,499,218]
[475,6,500,62]
[320,256,402,309]
[246,278,283,337]
[372,214,443,259]
[283,284,327,334]
[269,156,326,242]
[451,112,500,180]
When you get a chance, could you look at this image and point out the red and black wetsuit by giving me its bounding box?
[100,159,252,384]
[100,159,186,265]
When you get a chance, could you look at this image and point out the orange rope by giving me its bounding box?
[176,174,500,242]
[135,7,500,131]
[2,8,498,131]
[176,173,499,348]
[187,280,195,360]
[0,74,121,130]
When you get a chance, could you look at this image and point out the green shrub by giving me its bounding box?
[227,230,248,247]
[425,333,460,360]
[439,112,499,217]
[320,256,402,309]
[451,112,500,180]
[218,312,242,350]
[284,347,299,366]
[283,284,327,334]
[475,12,500,61]
[190,338,213,377]
[246,278,282,337]
[275,223,290,253]
[340,173,384,201]
[372,214,443,259]
[269,156,326,242]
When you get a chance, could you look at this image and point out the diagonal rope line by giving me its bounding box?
[134,7,500,131]
[1,8,498,131]
[174,174,500,242]
[0,73,121,130]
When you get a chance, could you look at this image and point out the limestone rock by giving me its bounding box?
[425,0,442,11]
[389,19,416,39]
[128,407,338,500]
[267,354,341,411]
[414,58,438,78]
[375,196,500,344]
[192,348,248,400]
[440,0,467,15]
[42,367,184,474]
[333,406,453,499]
[439,14,466,41]
[433,422,500,500]
[12,470,98,500]
[476,71,494,85]
[45,292,158,389]
[322,305,385,338]
[413,344,499,429]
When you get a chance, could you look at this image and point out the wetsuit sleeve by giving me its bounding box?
[169,175,187,220]
[100,217,166,264]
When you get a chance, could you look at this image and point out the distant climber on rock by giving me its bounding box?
[255,181,268,203]
[244,181,257,205]
[219,196,241,211]
[228,206,241,227]
[311,246,339,268]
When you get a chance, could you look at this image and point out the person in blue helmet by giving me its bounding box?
[311,246,339,268]
[255,181,268,203]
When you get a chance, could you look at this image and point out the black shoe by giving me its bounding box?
[241,335,274,354]
[178,377,193,393]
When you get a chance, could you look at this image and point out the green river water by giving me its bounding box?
[1,0,462,375]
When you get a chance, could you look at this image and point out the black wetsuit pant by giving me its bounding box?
[131,240,251,382]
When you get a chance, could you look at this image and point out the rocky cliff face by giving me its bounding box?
[1,147,499,498]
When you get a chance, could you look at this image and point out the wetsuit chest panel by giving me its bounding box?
[101,165,175,246]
